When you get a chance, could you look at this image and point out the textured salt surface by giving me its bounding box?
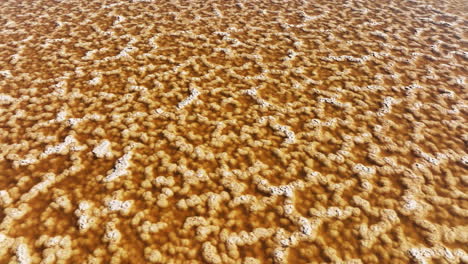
[0,0,467,263]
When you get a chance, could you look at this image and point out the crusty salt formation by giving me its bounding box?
[0,0,467,263]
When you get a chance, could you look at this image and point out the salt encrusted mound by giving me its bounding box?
[0,0,467,263]
[93,140,112,158]
[177,86,201,109]
[103,152,132,182]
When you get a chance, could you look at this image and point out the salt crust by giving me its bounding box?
[0,0,466,263]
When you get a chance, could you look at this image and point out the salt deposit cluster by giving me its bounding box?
[0,0,467,263]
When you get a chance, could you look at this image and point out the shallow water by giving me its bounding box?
[0,0,467,263]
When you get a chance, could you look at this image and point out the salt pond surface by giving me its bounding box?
[0,0,467,263]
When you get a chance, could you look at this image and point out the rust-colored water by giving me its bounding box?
[0,0,467,263]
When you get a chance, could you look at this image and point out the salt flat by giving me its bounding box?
[0,0,467,263]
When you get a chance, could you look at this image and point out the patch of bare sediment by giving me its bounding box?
[0,0,467,263]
